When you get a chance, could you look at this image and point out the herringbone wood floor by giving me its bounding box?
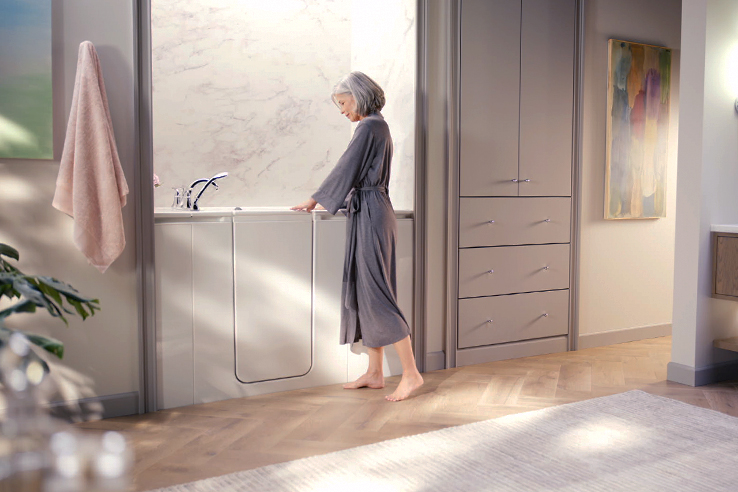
[78,336,738,491]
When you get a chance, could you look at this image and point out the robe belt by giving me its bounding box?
[343,186,388,312]
[347,186,388,214]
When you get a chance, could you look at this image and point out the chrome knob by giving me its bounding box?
[522,179,531,182]
[486,319,493,324]
[544,218,551,223]
[543,266,550,271]
[488,220,495,224]
[487,269,494,274]
[542,313,549,317]
[511,179,519,183]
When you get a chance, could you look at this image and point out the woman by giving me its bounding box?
[291,72,423,402]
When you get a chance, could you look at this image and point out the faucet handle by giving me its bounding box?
[171,186,186,209]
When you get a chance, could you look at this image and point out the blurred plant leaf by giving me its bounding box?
[25,333,64,359]
[0,323,52,370]
[0,243,101,361]
[0,244,19,262]
[0,299,37,318]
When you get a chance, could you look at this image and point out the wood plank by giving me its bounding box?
[73,336,738,492]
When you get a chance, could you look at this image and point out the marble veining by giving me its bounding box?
[152,0,416,210]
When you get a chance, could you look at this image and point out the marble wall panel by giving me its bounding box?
[152,0,415,210]
[351,0,416,211]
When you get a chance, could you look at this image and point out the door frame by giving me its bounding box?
[135,0,430,411]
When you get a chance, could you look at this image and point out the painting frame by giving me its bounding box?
[0,0,53,160]
[605,39,672,220]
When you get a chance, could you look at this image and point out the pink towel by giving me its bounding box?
[53,41,129,273]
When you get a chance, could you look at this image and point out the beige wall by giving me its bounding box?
[0,1,140,405]
[578,0,681,342]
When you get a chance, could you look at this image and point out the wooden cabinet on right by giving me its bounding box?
[455,0,576,367]
[713,232,738,300]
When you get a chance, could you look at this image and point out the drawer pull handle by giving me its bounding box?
[487,220,495,224]
[543,266,550,271]
[542,313,549,318]
[522,179,531,182]
[487,269,495,274]
[544,218,551,223]
[511,179,519,183]
[486,319,493,324]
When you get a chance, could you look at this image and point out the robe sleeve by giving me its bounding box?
[312,122,374,215]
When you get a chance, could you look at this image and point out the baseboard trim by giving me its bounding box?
[425,351,445,372]
[578,323,672,349]
[456,336,569,367]
[668,360,738,387]
[47,391,140,421]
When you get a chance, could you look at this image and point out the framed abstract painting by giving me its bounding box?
[0,0,53,159]
[605,39,671,220]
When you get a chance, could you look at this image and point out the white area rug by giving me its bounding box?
[149,390,738,491]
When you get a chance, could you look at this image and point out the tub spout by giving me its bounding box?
[190,172,228,211]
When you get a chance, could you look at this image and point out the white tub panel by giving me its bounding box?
[234,219,313,383]
[192,222,235,403]
[158,211,414,405]
[312,218,353,383]
[155,223,194,409]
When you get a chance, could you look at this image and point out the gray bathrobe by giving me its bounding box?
[312,113,411,348]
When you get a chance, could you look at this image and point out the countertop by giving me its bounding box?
[154,207,413,222]
[711,225,738,234]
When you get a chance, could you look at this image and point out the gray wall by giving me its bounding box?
[670,0,738,385]
[0,1,140,410]
[422,1,451,369]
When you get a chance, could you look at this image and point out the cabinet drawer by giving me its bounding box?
[459,244,570,298]
[458,290,569,348]
[715,235,738,298]
[460,197,571,247]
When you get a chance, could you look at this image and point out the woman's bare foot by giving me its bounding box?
[344,372,385,389]
[385,373,424,402]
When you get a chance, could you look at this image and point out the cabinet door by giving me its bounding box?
[234,219,313,383]
[518,0,575,197]
[460,0,521,197]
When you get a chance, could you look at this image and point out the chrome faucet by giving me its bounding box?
[187,171,228,210]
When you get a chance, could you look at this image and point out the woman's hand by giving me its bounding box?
[291,197,318,212]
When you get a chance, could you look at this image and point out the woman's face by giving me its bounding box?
[335,93,362,122]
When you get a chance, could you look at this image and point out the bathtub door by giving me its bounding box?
[233,215,313,383]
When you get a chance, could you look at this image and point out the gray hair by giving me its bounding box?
[332,71,385,116]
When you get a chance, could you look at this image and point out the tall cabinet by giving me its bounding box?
[454,0,577,366]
